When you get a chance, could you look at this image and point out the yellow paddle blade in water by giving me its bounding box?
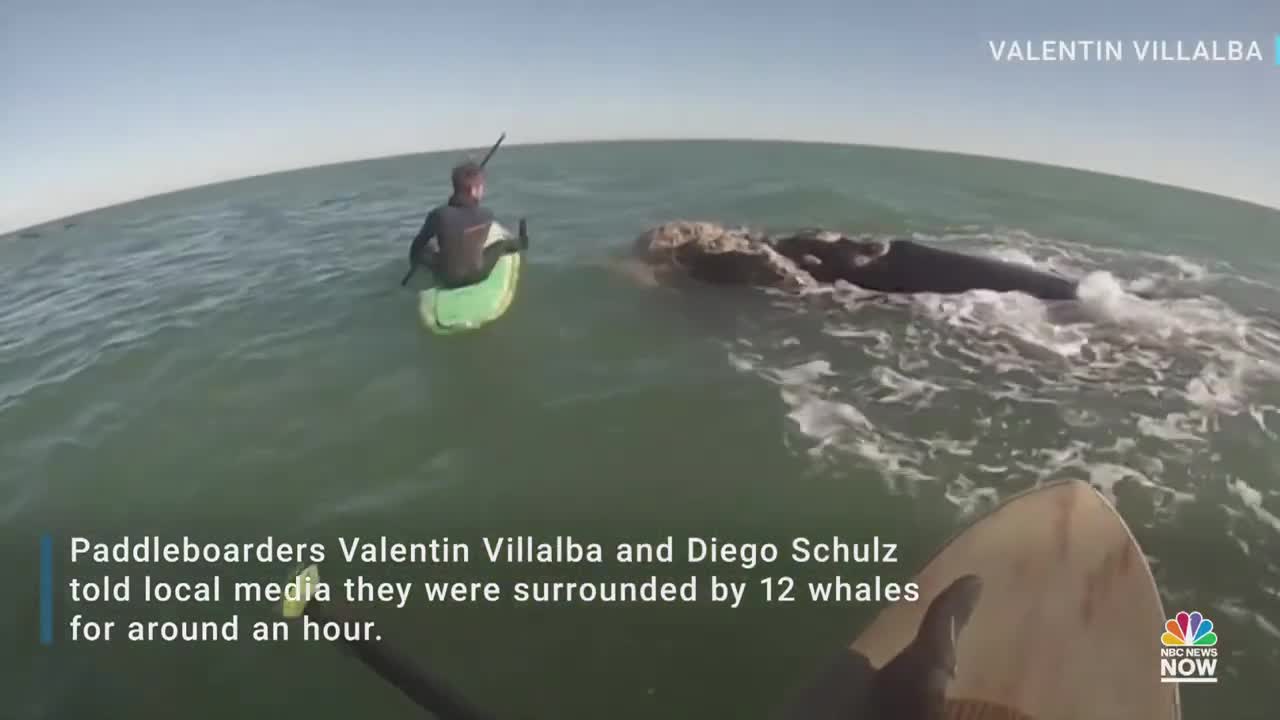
[282,564,321,619]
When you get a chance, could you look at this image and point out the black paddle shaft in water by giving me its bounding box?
[305,601,503,720]
[399,132,507,286]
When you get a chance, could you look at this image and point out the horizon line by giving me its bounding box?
[6,135,1277,235]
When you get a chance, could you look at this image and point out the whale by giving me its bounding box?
[772,230,1079,300]
[632,222,1082,301]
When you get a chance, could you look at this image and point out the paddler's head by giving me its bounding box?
[451,161,486,203]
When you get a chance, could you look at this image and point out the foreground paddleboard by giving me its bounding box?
[848,479,1179,719]
[418,222,521,334]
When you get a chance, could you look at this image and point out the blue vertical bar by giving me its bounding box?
[1274,35,1279,65]
[40,534,53,645]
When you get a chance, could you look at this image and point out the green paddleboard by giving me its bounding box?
[418,222,522,334]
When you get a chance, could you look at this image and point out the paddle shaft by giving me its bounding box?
[479,133,505,166]
[304,600,502,720]
[401,133,507,287]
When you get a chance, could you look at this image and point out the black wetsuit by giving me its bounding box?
[408,195,526,288]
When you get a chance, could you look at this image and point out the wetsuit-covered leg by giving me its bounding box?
[440,235,529,289]
[777,574,983,720]
[481,238,526,268]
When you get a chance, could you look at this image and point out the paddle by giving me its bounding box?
[282,564,502,720]
[400,133,508,287]
[478,131,506,167]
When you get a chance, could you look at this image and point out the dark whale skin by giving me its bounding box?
[774,234,1079,301]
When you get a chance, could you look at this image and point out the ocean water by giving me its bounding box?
[2,140,1278,719]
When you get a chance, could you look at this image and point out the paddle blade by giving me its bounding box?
[282,564,321,619]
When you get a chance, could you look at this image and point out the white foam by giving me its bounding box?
[980,247,1039,268]
[721,227,1280,600]
[945,474,1001,516]
[921,435,977,457]
[1160,254,1210,281]
[727,352,758,373]
[870,365,946,406]
[765,359,835,386]
[1216,599,1280,642]
[1135,413,1207,443]
[1257,613,1280,641]
[1248,406,1276,438]
[909,288,1090,360]
[1227,478,1280,535]
[785,395,873,441]
[758,356,940,492]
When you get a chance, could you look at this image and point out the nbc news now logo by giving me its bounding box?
[1160,610,1218,684]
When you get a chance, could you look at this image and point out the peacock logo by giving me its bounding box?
[1161,610,1217,647]
[1160,610,1219,684]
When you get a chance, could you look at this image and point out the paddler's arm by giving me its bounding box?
[408,210,440,267]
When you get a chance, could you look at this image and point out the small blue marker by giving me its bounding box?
[40,534,53,645]
[1274,34,1279,65]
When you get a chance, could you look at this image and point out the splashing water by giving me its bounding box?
[728,229,1280,522]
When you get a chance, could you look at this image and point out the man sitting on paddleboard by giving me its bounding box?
[408,161,528,288]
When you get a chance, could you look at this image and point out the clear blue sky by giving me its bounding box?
[2,0,1277,232]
